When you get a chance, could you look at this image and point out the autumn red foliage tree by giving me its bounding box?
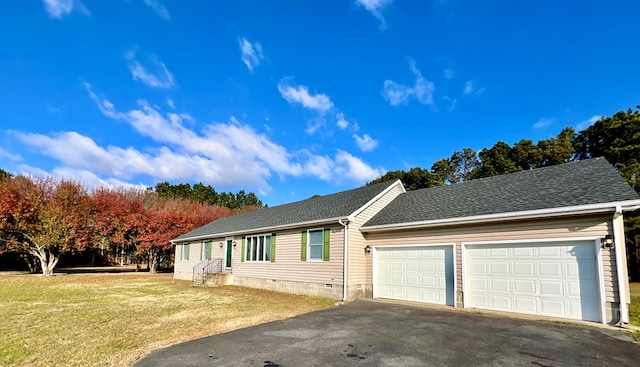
[0,174,261,274]
[0,177,92,275]
[137,198,234,273]
[91,187,147,265]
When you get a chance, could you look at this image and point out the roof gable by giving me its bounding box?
[363,158,639,228]
[174,180,401,241]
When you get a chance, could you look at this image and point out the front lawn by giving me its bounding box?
[630,282,640,340]
[0,273,335,367]
[630,283,640,326]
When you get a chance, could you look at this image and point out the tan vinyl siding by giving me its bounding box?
[601,249,619,302]
[364,215,617,302]
[173,242,200,280]
[173,238,228,280]
[233,226,344,285]
[348,182,404,289]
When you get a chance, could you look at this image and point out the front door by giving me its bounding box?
[225,239,233,269]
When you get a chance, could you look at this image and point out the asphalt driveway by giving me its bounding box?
[135,300,640,367]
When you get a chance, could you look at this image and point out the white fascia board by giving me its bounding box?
[170,216,350,243]
[347,180,405,222]
[361,199,640,233]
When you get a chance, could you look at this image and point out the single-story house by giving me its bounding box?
[172,157,640,324]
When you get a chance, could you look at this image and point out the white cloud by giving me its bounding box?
[301,153,334,181]
[463,80,485,96]
[334,150,384,182]
[239,38,265,72]
[443,68,455,79]
[353,133,379,152]
[142,0,170,20]
[576,115,603,131]
[19,164,147,191]
[355,0,393,30]
[463,80,474,95]
[125,50,175,89]
[167,99,175,110]
[277,80,334,113]
[533,117,553,129]
[305,118,326,135]
[300,150,384,183]
[382,59,435,106]
[42,0,89,18]
[68,85,381,189]
[0,147,21,161]
[336,113,349,129]
[442,95,457,111]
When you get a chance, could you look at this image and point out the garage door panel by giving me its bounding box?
[469,262,487,275]
[490,262,509,275]
[469,294,489,307]
[538,262,563,277]
[470,277,488,291]
[421,290,438,303]
[513,262,535,276]
[376,246,454,306]
[514,279,535,294]
[465,241,600,322]
[421,275,436,287]
[540,299,565,315]
[421,262,435,272]
[514,297,537,312]
[538,246,562,257]
[539,280,563,296]
[491,295,512,310]
[489,247,509,257]
[490,278,510,292]
[513,247,534,257]
[405,275,419,286]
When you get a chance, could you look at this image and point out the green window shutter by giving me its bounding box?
[241,237,246,262]
[301,231,307,261]
[270,233,276,263]
[323,228,330,261]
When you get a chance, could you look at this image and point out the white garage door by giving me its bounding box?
[465,241,600,322]
[376,246,455,306]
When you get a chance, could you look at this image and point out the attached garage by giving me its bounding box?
[374,245,455,306]
[463,240,601,322]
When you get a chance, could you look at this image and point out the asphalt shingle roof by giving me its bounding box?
[363,157,638,228]
[174,180,398,241]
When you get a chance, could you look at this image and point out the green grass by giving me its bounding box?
[0,273,336,367]
[629,282,640,341]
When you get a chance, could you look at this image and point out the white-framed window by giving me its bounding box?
[308,229,324,260]
[302,228,329,261]
[202,240,212,260]
[182,243,190,260]
[244,234,273,262]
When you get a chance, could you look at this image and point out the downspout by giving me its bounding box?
[612,205,630,324]
[339,219,349,301]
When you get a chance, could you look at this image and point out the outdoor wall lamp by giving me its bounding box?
[364,245,372,254]
[219,242,224,248]
[232,241,237,248]
[601,235,614,249]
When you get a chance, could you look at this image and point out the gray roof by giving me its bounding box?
[173,180,399,241]
[363,157,638,228]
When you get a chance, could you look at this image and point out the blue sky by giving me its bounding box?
[1,1,639,206]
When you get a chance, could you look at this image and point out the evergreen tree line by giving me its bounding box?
[154,182,264,209]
